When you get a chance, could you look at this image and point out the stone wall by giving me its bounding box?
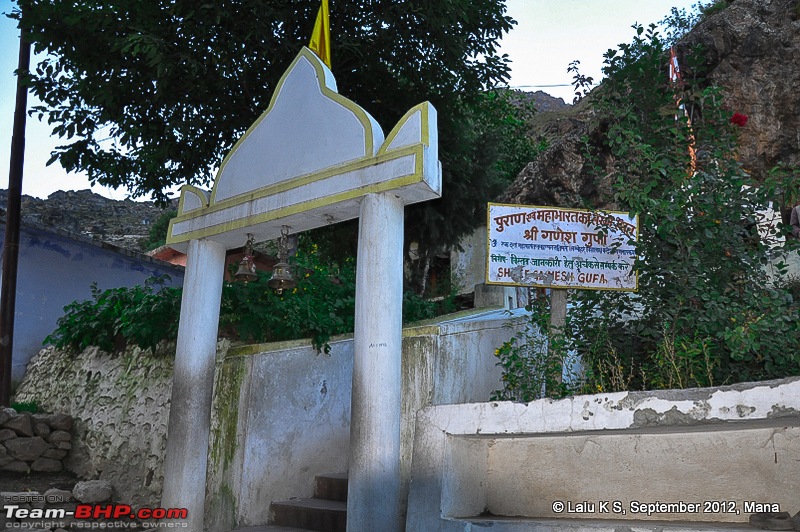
[0,408,73,474]
[12,342,195,508]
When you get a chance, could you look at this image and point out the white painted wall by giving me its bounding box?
[406,378,800,531]
[205,308,523,530]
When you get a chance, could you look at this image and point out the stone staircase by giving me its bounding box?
[233,473,347,532]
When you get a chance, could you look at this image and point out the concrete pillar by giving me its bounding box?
[348,192,405,531]
[161,238,226,530]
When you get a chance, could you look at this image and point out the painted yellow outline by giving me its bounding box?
[378,102,431,155]
[171,144,422,225]
[209,47,381,206]
[484,202,640,293]
[167,170,427,244]
[176,185,210,215]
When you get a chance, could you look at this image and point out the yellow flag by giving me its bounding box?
[309,0,331,68]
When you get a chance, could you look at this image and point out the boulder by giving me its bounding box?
[2,413,33,437]
[0,460,29,473]
[4,436,50,461]
[31,457,63,472]
[73,480,112,503]
[47,430,72,443]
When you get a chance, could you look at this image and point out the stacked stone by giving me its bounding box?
[0,407,73,473]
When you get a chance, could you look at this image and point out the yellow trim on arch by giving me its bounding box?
[171,145,422,229]
[209,47,380,206]
[176,185,209,215]
[166,171,426,245]
[378,102,431,155]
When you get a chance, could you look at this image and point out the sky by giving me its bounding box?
[0,0,699,202]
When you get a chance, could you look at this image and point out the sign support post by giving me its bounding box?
[549,287,568,384]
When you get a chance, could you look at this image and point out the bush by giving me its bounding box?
[47,240,459,355]
[493,21,800,398]
[45,275,181,354]
[491,297,580,402]
[569,24,800,390]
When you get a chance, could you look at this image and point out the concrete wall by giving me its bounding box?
[450,225,532,309]
[406,377,800,531]
[0,223,184,381]
[205,308,524,531]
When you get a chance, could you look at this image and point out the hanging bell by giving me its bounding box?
[234,254,258,283]
[268,262,296,295]
[234,233,258,283]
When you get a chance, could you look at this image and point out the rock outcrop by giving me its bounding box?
[504,0,800,208]
[0,189,175,252]
[681,0,800,179]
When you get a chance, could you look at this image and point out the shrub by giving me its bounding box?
[47,240,459,355]
[45,275,181,354]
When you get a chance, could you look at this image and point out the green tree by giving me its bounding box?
[142,208,178,251]
[13,0,534,267]
[570,24,800,389]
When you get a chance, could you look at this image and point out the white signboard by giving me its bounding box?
[487,203,639,291]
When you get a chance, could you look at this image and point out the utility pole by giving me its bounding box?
[1,10,31,406]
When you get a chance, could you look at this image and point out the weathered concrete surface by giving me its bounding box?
[205,308,523,530]
[348,192,405,531]
[162,237,226,532]
[407,377,800,531]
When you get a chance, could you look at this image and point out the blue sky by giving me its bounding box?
[0,0,698,201]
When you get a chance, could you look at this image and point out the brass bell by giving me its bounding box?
[234,255,258,283]
[268,262,296,295]
[267,225,297,294]
[234,233,258,283]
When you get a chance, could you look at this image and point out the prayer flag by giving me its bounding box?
[309,0,331,68]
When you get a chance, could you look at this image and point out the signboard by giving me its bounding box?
[486,203,639,291]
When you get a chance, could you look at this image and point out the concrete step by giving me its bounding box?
[268,498,347,532]
[313,472,348,502]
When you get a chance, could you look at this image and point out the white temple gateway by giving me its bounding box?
[161,46,441,531]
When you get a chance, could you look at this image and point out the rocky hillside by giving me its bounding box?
[681,0,800,178]
[504,0,800,209]
[0,189,174,252]
[514,90,570,113]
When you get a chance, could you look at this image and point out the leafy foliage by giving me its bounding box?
[14,0,532,260]
[493,20,800,398]
[10,401,39,413]
[219,242,357,353]
[491,297,579,402]
[46,237,460,355]
[45,275,181,354]
[569,24,800,390]
[142,208,178,251]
